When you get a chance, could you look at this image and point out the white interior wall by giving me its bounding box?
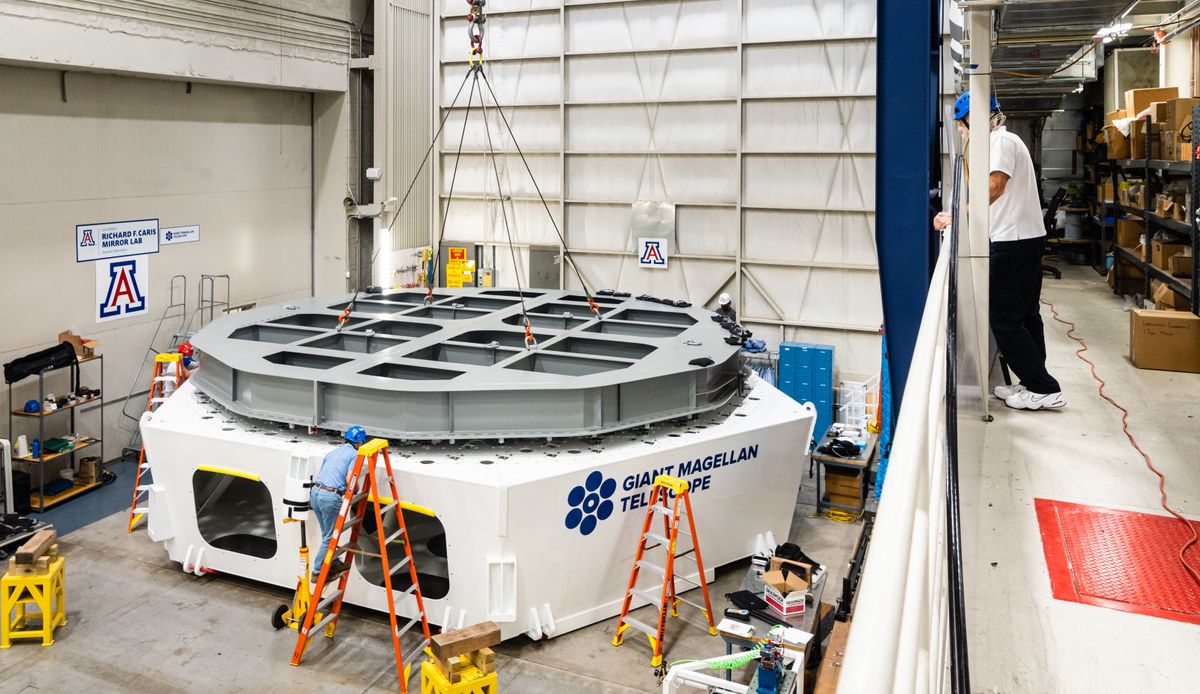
[434,0,881,377]
[0,65,316,467]
[0,1,364,471]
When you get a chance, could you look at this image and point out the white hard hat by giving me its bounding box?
[718,293,732,305]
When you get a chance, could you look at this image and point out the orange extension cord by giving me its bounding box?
[1041,299,1200,587]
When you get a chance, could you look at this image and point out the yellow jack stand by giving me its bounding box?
[2,555,66,648]
[420,647,498,694]
[272,514,324,633]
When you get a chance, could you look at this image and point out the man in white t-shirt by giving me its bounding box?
[934,93,1065,410]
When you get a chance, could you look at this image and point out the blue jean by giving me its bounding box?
[311,487,343,574]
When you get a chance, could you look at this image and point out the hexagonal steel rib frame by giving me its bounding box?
[189,288,743,440]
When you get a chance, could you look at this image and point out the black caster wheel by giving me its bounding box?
[272,604,289,630]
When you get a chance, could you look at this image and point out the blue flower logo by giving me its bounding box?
[565,471,617,536]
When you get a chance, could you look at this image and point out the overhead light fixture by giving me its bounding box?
[1096,22,1133,39]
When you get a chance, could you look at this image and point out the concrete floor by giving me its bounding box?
[1,460,863,692]
[965,264,1200,693]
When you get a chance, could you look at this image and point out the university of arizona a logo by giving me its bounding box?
[99,260,147,319]
[79,229,96,247]
[640,240,665,266]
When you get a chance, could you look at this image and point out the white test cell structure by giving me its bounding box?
[139,289,816,640]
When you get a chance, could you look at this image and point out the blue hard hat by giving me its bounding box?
[344,426,367,445]
[954,92,1000,121]
[23,399,40,413]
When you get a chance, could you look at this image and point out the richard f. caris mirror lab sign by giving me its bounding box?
[76,218,160,262]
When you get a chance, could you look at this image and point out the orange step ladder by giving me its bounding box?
[612,474,717,666]
[290,438,432,693]
[127,352,183,532]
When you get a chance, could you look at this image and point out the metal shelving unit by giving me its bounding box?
[1108,108,1200,315]
[7,354,105,511]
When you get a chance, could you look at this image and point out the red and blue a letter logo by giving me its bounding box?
[99,260,146,319]
[640,240,665,266]
[79,229,96,247]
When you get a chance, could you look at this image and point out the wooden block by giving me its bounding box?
[814,619,852,694]
[7,556,50,576]
[430,621,502,660]
[429,651,465,684]
[16,529,57,564]
[468,647,495,673]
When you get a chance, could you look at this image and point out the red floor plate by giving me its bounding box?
[1035,498,1200,625]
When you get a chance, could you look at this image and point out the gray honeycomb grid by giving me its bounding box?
[188,288,745,440]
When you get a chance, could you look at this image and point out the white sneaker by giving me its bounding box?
[993,384,1026,400]
[1004,390,1065,410]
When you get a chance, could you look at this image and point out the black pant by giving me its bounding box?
[990,237,1060,394]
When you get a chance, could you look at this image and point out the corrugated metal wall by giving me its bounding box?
[432,0,880,375]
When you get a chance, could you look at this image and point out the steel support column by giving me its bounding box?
[875,0,942,408]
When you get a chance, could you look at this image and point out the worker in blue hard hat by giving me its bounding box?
[933,92,1064,411]
[309,425,369,582]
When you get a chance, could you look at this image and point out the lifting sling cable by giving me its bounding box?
[429,67,480,295]
[368,67,475,283]
[477,70,537,347]
[477,71,604,320]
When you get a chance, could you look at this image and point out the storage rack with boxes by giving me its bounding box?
[6,354,104,512]
[1106,100,1199,315]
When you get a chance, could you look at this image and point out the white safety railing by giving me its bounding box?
[837,244,956,693]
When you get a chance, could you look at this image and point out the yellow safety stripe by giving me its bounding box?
[197,464,261,482]
[155,353,182,363]
[365,494,437,518]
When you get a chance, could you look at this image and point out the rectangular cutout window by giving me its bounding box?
[544,337,655,360]
[434,296,519,310]
[505,352,629,376]
[270,313,369,330]
[300,333,408,354]
[504,313,589,330]
[327,299,412,315]
[406,343,518,366]
[192,470,277,559]
[584,321,685,338]
[608,308,697,326]
[402,306,490,321]
[453,330,547,348]
[359,320,442,338]
[229,324,320,344]
[360,362,463,381]
[263,351,351,370]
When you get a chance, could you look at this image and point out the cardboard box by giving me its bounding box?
[1101,177,1115,202]
[1169,252,1194,278]
[1130,121,1160,160]
[1152,280,1192,310]
[1107,262,1146,289]
[1104,125,1131,160]
[58,330,98,358]
[762,557,812,617]
[1106,109,1127,126]
[1130,309,1200,373]
[1151,102,1169,122]
[825,467,863,498]
[1125,87,1180,119]
[1116,217,1143,248]
[1160,98,1200,143]
[1154,194,1172,217]
[1151,240,1188,268]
